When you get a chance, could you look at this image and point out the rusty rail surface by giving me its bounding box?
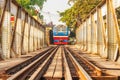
[41,46,64,80]
[0,45,118,80]
[64,47,80,80]
[29,46,59,80]
[64,47,92,80]
[67,47,118,80]
[5,47,53,75]
[6,46,59,80]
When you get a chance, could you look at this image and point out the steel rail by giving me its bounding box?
[67,47,118,80]
[68,47,102,76]
[6,47,53,75]
[65,48,92,80]
[62,47,72,80]
[28,46,58,80]
[64,47,80,80]
[7,46,58,80]
[41,46,63,80]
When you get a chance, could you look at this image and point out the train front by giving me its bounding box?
[53,25,68,45]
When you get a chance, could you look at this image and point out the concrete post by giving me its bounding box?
[15,8,22,57]
[97,8,107,58]
[37,25,39,49]
[0,0,5,22]
[38,25,40,49]
[107,0,119,61]
[91,14,97,54]
[27,16,31,52]
[34,26,37,50]
[79,25,83,49]
[40,30,42,48]
[21,12,25,55]
[86,19,89,52]
[42,30,45,47]
[81,25,83,49]
[32,21,35,51]
[39,28,42,48]
[78,27,81,44]
[29,18,33,52]
[87,17,91,53]
[83,22,86,51]
[2,0,11,59]
[37,27,39,49]
[41,31,43,48]
[35,27,38,50]
[23,15,29,54]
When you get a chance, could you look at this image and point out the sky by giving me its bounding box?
[41,0,72,25]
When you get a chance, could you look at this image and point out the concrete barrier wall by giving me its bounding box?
[76,0,120,61]
[0,0,45,59]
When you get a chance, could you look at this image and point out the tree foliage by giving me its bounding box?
[16,0,30,8]
[116,7,120,27]
[59,0,101,29]
[68,0,77,5]
[16,0,46,17]
[30,0,47,9]
[116,7,120,19]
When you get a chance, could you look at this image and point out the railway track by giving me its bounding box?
[6,47,54,75]
[63,47,92,80]
[64,47,80,80]
[41,46,63,80]
[0,45,118,80]
[6,46,59,80]
[66,47,118,80]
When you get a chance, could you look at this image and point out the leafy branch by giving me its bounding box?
[59,0,101,29]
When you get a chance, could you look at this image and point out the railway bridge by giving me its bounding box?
[0,0,120,80]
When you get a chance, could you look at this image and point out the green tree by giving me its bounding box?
[16,0,46,17]
[16,0,30,8]
[116,7,120,28]
[30,0,47,9]
[59,0,101,44]
[59,0,101,29]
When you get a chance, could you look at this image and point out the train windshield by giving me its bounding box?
[53,25,68,36]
